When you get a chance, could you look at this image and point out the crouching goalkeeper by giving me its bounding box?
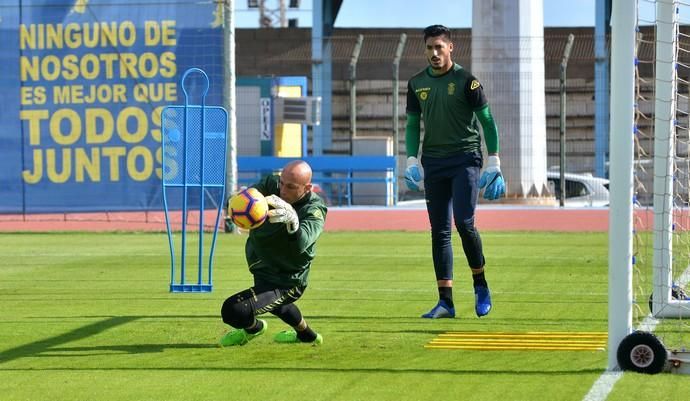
[220,160,328,346]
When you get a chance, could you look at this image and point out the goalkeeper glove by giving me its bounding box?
[404,156,425,192]
[479,155,506,200]
[265,195,299,234]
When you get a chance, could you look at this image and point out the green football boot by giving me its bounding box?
[274,330,323,345]
[219,319,267,347]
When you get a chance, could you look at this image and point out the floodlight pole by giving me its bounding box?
[348,34,363,153]
[559,34,575,207]
[223,0,237,212]
[392,33,407,205]
[222,0,239,233]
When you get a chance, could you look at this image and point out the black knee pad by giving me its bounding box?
[221,293,254,328]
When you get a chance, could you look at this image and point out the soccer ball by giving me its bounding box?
[229,188,268,230]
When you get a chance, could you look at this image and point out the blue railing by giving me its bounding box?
[237,156,397,206]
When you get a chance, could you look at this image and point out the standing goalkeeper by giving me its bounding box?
[220,160,327,346]
[405,25,505,319]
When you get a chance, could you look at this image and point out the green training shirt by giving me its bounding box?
[247,174,328,288]
[406,63,489,158]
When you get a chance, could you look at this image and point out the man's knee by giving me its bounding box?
[456,218,477,238]
[221,293,254,328]
[431,229,452,245]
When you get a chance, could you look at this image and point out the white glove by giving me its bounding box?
[265,195,299,234]
[404,156,424,192]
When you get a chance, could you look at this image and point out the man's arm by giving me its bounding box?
[289,206,326,253]
[405,113,421,158]
[464,74,497,155]
[475,105,499,155]
[404,113,424,191]
[403,79,425,192]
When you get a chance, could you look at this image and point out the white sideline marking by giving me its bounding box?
[582,371,624,401]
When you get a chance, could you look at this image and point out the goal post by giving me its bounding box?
[651,0,682,319]
[610,0,690,374]
[608,0,636,371]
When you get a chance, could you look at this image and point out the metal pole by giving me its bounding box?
[392,33,407,205]
[595,0,611,178]
[279,0,286,27]
[259,0,267,27]
[559,34,575,207]
[348,34,363,153]
[223,0,238,232]
[311,0,334,155]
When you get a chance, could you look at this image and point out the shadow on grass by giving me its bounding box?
[37,343,218,357]
[0,316,218,364]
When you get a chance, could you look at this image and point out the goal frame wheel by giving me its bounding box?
[617,331,667,374]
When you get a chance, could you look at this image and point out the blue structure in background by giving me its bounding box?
[595,0,612,178]
[163,68,227,293]
[311,0,342,155]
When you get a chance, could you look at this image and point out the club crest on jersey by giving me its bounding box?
[415,87,430,101]
[470,80,481,90]
[448,82,456,95]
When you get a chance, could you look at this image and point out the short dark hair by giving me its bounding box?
[423,25,451,42]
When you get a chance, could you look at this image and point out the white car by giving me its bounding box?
[546,171,610,207]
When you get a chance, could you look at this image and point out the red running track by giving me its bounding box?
[0,208,657,232]
[325,208,654,232]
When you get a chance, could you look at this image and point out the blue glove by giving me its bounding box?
[404,157,424,192]
[479,155,506,200]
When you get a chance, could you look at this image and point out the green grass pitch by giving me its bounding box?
[0,231,686,400]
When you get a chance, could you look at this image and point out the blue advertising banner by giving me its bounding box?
[0,0,224,212]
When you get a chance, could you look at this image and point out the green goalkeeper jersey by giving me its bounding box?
[406,63,488,157]
[247,174,327,288]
